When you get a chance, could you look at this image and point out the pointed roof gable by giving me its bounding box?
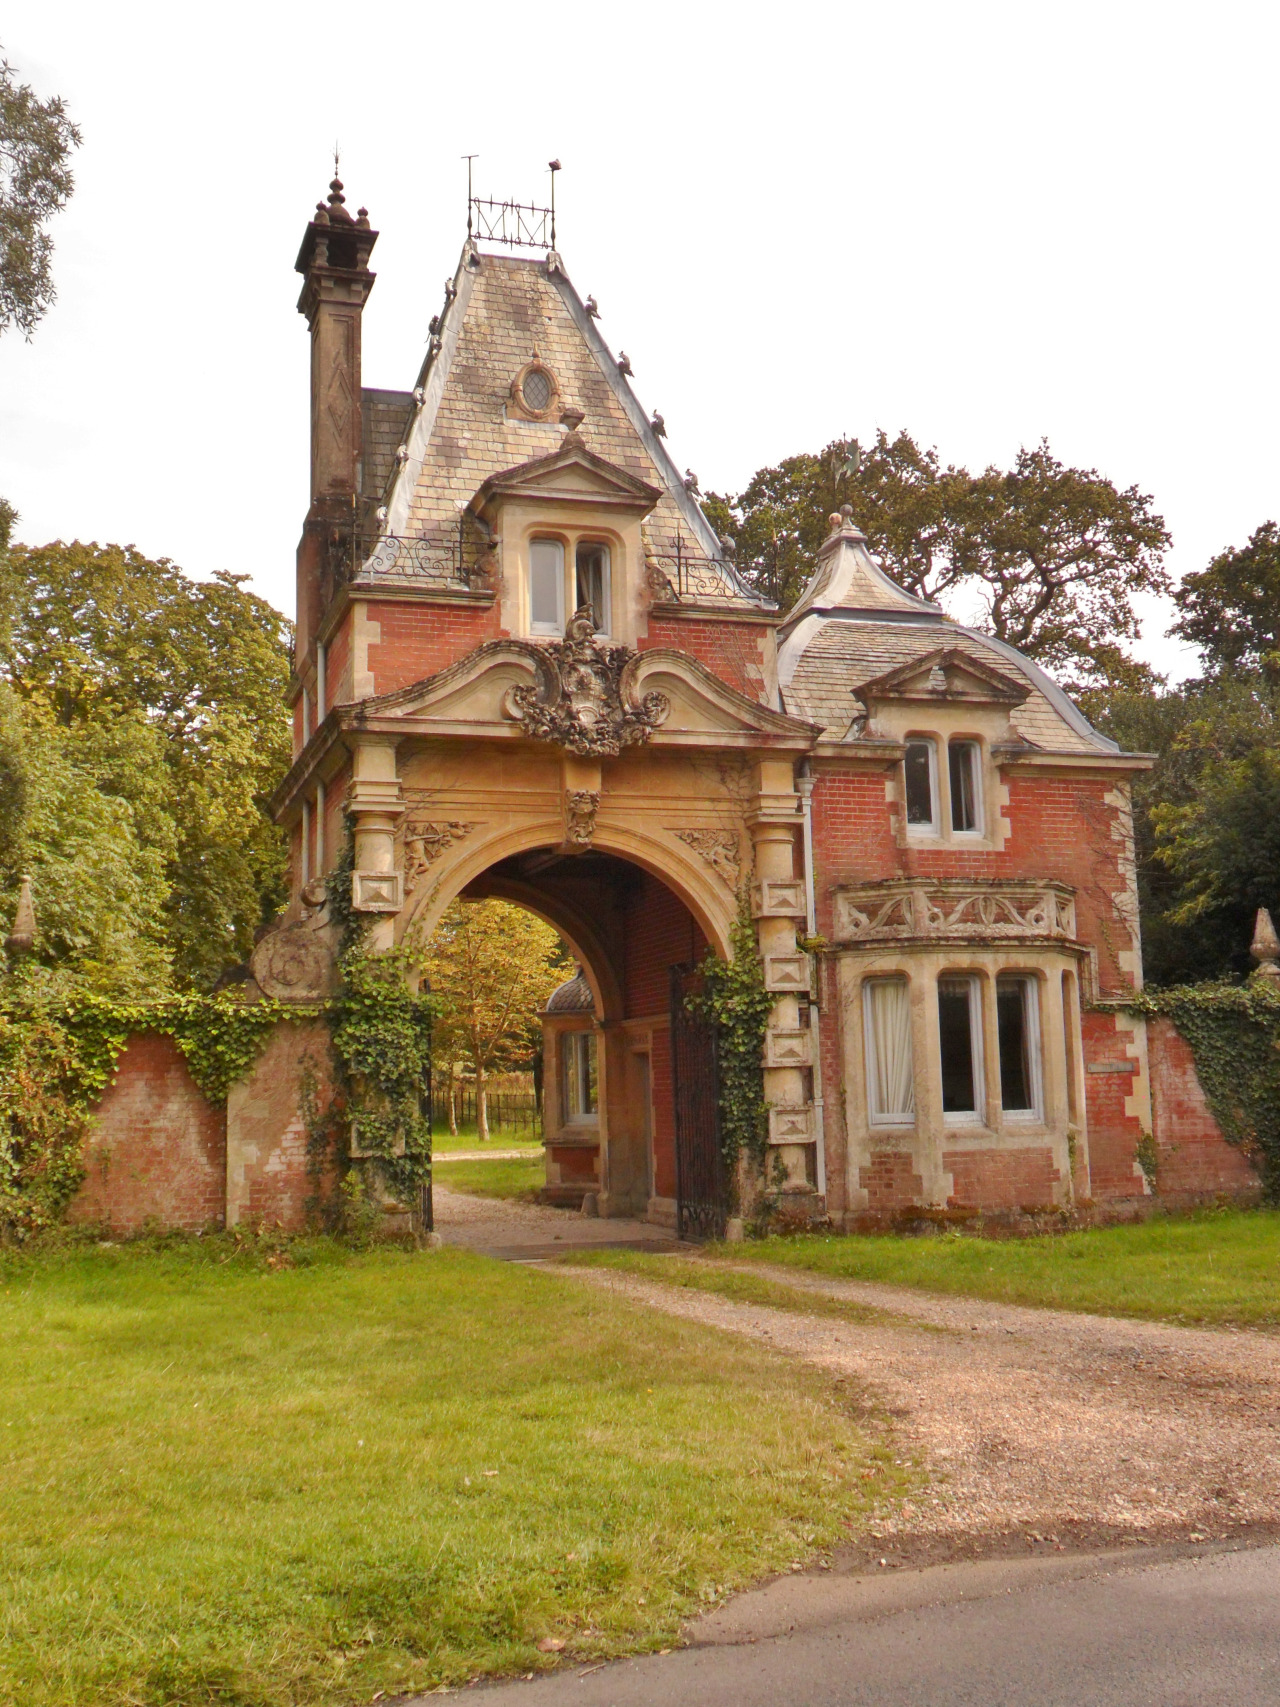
[375,244,758,605]
[853,646,1030,707]
[472,434,662,518]
[781,512,942,634]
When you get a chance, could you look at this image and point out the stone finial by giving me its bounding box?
[559,406,586,434]
[1250,907,1280,978]
[4,875,36,957]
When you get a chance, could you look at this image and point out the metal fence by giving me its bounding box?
[432,1084,541,1138]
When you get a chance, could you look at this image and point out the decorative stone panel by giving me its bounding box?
[752,877,807,919]
[351,871,404,913]
[832,879,1077,944]
[763,952,810,991]
[768,1104,815,1144]
[763,1027,813,1069]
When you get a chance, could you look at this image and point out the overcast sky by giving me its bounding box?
[3,1,1277,679]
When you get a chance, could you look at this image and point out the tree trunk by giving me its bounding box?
[448,1069,458,1137]
[477,1064,489,1142]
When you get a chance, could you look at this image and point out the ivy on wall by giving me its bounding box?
[0,991,319,1239]
[689,894,774,1199]
[1116,980,1280,1201]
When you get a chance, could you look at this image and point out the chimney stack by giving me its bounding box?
[293,179,378,663]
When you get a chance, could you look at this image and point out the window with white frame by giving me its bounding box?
[903,738,939,832]
[561,1030,598,1122]
[529,538,565,634]
[575,543,610,633]
[948,739,981,834]
[996,974,1042,1118]
[864,977,915,1124]
[938,975,984,1120]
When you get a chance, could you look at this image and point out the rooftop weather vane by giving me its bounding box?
[464,156,561,251]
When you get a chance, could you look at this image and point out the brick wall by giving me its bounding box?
[944,1144,1060,1210]
[68,1034,226,1232]
[1147,1017,1261,1202]
[860,1150,923,1212]
[365,599,504,694]
[641,615,772,704]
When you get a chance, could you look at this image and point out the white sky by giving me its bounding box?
[3,0,1278,681]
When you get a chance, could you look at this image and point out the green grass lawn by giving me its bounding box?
[431,1124,543,1154]
[718,1208,1280,1328]
[0,1238,898,1706]
[433,1153,546,1200]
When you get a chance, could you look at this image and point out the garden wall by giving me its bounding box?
[1146,1016,1261,1204]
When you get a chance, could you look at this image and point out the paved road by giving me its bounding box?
[450,1543,1279,1706]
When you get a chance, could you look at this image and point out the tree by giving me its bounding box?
[710,432,1170,685]
[1172,520,1280,678]
[0,51,81,339]
[423,901,565,1140]
[0,538,293,989]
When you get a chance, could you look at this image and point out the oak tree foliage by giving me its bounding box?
[0,51,81,338]
[707,430,1170,687]
[423,900,567,1139]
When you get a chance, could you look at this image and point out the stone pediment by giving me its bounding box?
[471,436,662,521]
[855,647,1029,707]
[342,622,817,753]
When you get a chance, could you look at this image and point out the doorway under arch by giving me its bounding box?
[453,844,718,1227]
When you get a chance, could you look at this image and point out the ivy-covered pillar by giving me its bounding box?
[748,757,816,1201]
[346,734,405,952]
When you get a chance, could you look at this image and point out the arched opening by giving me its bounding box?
[421,843,714,1226]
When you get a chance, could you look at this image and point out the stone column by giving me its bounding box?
[346,734,405,952]
[748,758,816,1201]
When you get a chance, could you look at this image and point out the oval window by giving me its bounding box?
[522,368,552,412]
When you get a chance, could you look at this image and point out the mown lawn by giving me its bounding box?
[0,1238,897,1706]
[718,1208,1280,1328]
[432,1125,543,1155]
[433,1153,545,1199]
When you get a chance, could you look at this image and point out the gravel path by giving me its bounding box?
[432,1184,680,1258]
[554,1257,1280,1564]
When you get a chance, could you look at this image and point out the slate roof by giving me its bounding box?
[375,247,757,605]
[361,388,415,503]
[778,517,1118,754]
[545,970,596,1014]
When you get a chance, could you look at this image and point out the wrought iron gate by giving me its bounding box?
[669,964,728,1241]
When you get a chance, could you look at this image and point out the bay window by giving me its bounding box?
[938,975,984,1120]
[864,977,915,1124]
[996,974,1042,1118]
[561,1030,598,1123]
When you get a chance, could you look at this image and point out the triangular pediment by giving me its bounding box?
[472,437,662,519]
[855,647,1029,706]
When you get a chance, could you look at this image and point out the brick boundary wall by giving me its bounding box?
[67,1033,226,1232]
[1145,1015,1262,1204]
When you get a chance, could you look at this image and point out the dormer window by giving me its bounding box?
[529,538,565,634]
[904,738,939,833]
[948,740,981,834]
[575,543,610,634]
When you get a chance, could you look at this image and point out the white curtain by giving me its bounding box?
[867,978,915,1119]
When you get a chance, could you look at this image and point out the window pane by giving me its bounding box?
[904,740,935,827]
[583,1032,598,1113]
[997,977,1035,1112]
[938,977,979,1114]
[575,544,609,632]
[949,741,979,832]
[865,978,914,1120]
[530,539,563,630]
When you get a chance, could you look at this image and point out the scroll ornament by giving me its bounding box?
[505,606,670,758]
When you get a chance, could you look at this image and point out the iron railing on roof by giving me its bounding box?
[349,516,494,593]
[646,534,772,608]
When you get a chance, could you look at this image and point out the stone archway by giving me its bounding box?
[415,838,718,1224]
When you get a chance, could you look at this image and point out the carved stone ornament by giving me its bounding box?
[832,879,1077,944]
[403,819,477,891]
[675,828,741,889]
[250,913,338,1001]
[564,789,601,849]
[505,606,670,757]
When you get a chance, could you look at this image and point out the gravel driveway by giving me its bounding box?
[554,1257,1280,1565]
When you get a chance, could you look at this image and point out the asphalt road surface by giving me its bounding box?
[445,1542,1280,1706]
